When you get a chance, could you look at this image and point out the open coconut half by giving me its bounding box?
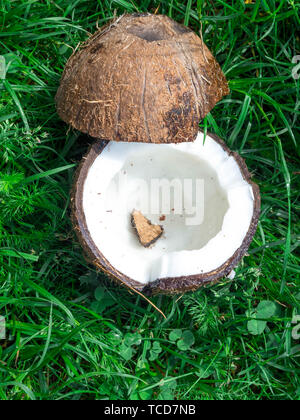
[56,13,260,295]
[71,131,260,295]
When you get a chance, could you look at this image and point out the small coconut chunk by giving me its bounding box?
[227,270,236,280]
[131,210,163,248]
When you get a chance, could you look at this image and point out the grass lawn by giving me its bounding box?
[0,0,300,400]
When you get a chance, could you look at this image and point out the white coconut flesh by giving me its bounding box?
[83,132,255,284]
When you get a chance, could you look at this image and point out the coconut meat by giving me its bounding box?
[83,132,254,284]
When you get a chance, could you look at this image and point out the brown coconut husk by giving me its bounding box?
[56,13,229,144]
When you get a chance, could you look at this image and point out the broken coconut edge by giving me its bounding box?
[70,132,261,296]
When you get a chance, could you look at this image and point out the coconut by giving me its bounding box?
[71,131,260,295]
[55,13,229,143]
[56,13,260,295]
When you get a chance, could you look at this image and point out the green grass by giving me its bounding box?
[0,0,300,400]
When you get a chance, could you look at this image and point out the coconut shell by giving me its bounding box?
[70,132,260,296]
[56,13,229,144]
